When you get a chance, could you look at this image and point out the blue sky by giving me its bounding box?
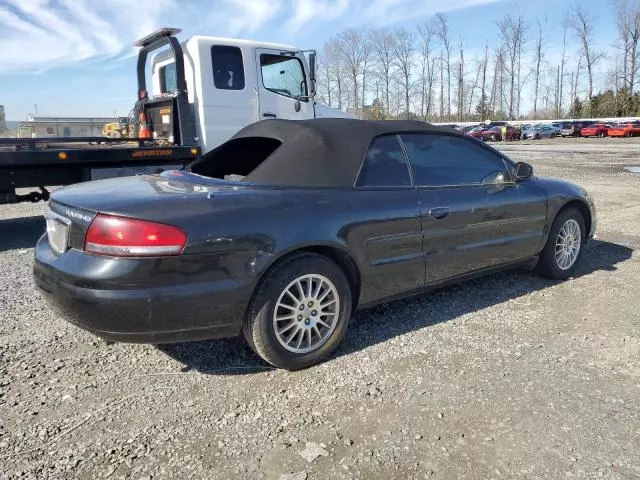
[0,0,618,120]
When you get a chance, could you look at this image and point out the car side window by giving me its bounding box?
[399,133,509,187]
[211,45,245,90]
[260,54,307,98]
[356,135,411,187]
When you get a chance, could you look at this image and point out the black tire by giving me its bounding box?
[534,208,586,280]
[243,253,352,370]
[535,134,541,140]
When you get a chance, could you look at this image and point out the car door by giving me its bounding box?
[398,133,548,285]
[347,135,424,304]
[255,49,314,121]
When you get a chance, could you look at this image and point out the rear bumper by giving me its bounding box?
[33,234,251,343]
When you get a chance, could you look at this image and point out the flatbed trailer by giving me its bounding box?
[0,137,200,204]
[1,28,201,206]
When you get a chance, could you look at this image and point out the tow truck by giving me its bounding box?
[0,28,349,205]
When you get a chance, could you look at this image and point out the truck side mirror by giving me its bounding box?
[308,52,316,95]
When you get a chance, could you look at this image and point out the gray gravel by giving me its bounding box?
[1,138,639,479]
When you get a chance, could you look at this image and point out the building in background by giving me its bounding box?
[0,105,6,133]
[18,115,116,138]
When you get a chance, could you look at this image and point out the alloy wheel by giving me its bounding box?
[555,219,582,271]
[272,274,340,354]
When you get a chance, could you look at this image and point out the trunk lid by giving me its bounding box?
[46,171,248,254]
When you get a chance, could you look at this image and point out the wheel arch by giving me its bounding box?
[249,244,362,313]
[553,199,592,243]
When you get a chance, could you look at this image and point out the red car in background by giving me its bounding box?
[608,122,640,137]
[481,125,519,141]
[466,126,486,139]
[580,124,610,137]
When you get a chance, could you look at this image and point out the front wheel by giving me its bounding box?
[243,253,352,370]
[535,208,585,280]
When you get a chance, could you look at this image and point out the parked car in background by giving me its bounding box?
[482,125,519,141]
[580,123,611,138]
[547,123,562,136]
[561,122,584,137]
[607,122,640,137]
[521,125,556,140]
[467,126,486,139]
[33,118,596,370]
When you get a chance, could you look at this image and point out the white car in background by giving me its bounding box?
[521,125,556,140]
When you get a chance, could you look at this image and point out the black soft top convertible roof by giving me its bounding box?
[226,118,455,187]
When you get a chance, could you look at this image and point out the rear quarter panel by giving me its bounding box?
[146,186,421,306]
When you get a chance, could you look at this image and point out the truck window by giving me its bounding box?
[260,54,307,98]
[211,46,245,90]
[159,63,177,93]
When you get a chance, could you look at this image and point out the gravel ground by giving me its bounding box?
[1,138,639,480]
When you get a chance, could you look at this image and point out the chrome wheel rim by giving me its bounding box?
[555,219,582,270]
[273,274,340,354]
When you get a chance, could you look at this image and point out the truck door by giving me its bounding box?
[255,49,314,120]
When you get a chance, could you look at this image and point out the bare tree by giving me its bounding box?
[497,13,527,119]
[417,22,436,120]
[335,29,368,113]
[481,42,490,112]
[439,49,445,119]
[490,47,506,116]
[614,0,640,94]
[360,30,373,113]
[532,21,545,117]
[370,28,396,115]
[391,27,416,119]
[435,13,452,117]
[467,50,483,117]
[455,35,465,121]
[568,6,604,103]
[558,26,567,116]
[324,39,344,110]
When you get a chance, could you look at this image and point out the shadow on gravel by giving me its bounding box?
[0,216,44,252]
[159,239,633,374]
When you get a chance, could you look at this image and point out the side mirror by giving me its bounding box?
[514,162,533,181]
[308,52,317,96]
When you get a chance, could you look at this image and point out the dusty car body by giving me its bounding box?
[34,119,596,369]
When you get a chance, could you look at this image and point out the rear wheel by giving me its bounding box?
[243,253,352,370]
[534,208,585,280]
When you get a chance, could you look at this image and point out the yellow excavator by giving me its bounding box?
[102,117,133,138]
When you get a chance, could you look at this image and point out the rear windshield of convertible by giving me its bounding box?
[189,137,282,181]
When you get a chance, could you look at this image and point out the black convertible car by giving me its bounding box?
[34,119,596,370]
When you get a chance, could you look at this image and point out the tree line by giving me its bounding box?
[315,1,640,121]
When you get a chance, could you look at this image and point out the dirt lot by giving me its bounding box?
[0,138,639,480]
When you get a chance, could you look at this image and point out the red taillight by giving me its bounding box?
[85,214,187,257]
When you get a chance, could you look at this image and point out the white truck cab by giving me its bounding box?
[139,28,350,154]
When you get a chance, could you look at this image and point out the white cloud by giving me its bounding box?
[286,0,349,34]
[0,0,503,73]
[360,0,501,26]
[0,0,178,72]
[221,0,283,36]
